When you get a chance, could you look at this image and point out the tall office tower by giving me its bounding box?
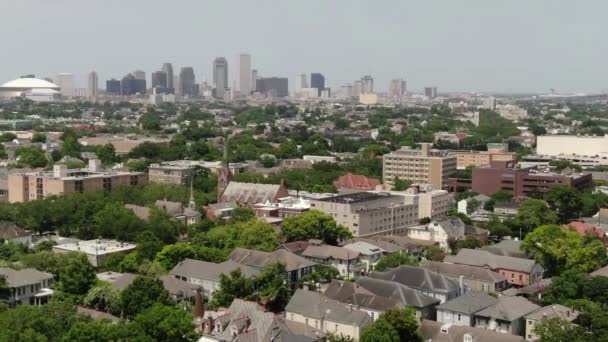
[389,79,407,99]
[424,86,438,99]
[256,77,289,98]
[86,71,98,99]
[310,73,325,96]
[353,80,363,97]
[300,74,308,89]
[238,53,251,95]
[179,67,196,97]
[251,69,258,92]
[361,75,374,94]
[121,73,146,95]
[162,63,174,92]
[55,73,75,97]
[151,71,168,89]
[341,83,353,98]
[133,70,146,81]
[106,79,121,95]
[212,57,229,99]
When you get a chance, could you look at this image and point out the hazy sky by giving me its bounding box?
[1,0,606,94]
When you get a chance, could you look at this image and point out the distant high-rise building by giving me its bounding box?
[179,67,197,97]
[55,73,75,97]
[133,70,146,81]
[389,79,407,99]
[151,71,168,91]
[353,80,363,97]
[361,75,374,94]
[212,57,229,99]
[251,69,258,92]
[310,73,325,97]
[424,86,438,99]
[162,63,174,93]
[300,74,308,89]
[341,83,353,98]
[238,53,251,95]
[121,73,146,95]
[256,77,289,98]
[106,79,121,95]
[86,71,98,99]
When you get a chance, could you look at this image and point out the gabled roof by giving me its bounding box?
[302,245,359,261]
[591,265,608,277]
[445,248,537,273]
[369,265,461,294]
[342,241,385,256]
[155,200,183,215]
[430,216,465,238]
[525,304,579,322]
[170,258,259,282]
[420,260,507,283]
[482,240,527,259]
[228,248,316,272]
[563,221,606,239]
[333,172,380,190]
[353,277,440,309]
[124,204,151,221]
[420,320,524,342]
[221,182,286,206]
[474,296,541,321]
[436,290,498,315]
[0,267,53,287]
[285,290,372,326]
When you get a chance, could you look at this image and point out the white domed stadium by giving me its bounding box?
[0,78,61,102]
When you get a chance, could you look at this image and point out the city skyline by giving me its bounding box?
[2,0,608,93]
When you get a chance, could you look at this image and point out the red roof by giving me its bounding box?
[455,132,469,141]
[563,221,606,239]
[333,172,381,190]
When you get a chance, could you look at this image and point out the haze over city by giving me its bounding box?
[2,0,607,93]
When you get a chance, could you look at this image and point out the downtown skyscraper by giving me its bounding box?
[162,63,174,93]
[212,57,228,99]
[310,73,325,96]
[86,71,98,99]
[238,53,251,95]
[389,79,407,99]
[179,67,197,97]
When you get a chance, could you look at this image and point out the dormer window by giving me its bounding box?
[463,333,473,342]
[231,325,238,337]
[216,323,222,333]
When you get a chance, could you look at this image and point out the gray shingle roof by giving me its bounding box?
[302,245,359,261]
[436,290,498,314]
[525,304,579,322]
[353,277,440,309]
[445,249,537,273]
[228,248,316,272]
[285,290,372,326]
[474,296,541,321]
[482,240,528,259]
[420,260,507,283]
[0,267,53,287]
[170,258,259,281]
[221,182,284,206]
[369,265,461,294]
[420,320,525,342]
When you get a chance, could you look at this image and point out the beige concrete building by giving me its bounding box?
[415,189,452,220]
[148,163,193,185]
[8,160,146,203]
[383,143,457,189]
[310,192,418,238]
[78,136,171,154]
[452,150,516,169]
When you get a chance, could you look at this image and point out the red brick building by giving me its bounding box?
[333,172,381,193]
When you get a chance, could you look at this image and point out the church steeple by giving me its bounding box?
[217,137,232,202]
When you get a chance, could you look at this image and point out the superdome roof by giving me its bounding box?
[0,78,59,89]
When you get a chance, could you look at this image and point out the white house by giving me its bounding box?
[342,241,385,273]
[407,217,465,252]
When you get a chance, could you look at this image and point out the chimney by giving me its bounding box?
[192,288,205,333]
[205,315,215,335]
[53,164,68,178]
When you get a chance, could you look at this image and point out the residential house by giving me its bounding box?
[0,267,54,306]
[170,259,259,297]
[101,271,199,303]
[155,200,201,226]
[563,221,607,242]
[302,243,364,278]
[420,320,525,342]
[369,265,464,303]
[494,203,521,219]
[342,241,385,272]
[474,296,541,336]
[524,305,579,341]
[285,290,372,341]
[349,277,440,320]
[591,265,608,277]
[436,290,498,327]
[407,216,466,252]
[501,278,552,300]
[278,241,311,255]
[446,249,543,287]
[420,260,508,293]
[228,248,316,284]
[483,240,528,259]
[205,201,237,220]
[198,298,320,342]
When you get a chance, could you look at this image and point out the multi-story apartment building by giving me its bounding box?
[383,143,457,189]
[8,160,146,203]
[452,150,516,169]
[310,192,418,238]
[148,163,193,185]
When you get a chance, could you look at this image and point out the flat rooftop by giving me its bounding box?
[53,239,135,255]
[15,169,143,179]
[316,191,398,204]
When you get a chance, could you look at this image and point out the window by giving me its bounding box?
[457,313,462,321]
[305,318,309,326]
[463,334,473,342]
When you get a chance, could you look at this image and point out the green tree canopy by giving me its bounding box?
[544,185,584,223]
[134,304,198,341]
[374,253,418,272]
[58,253,96,295]
[120,276,171,318]
[210,268,255,309]
[280,210,352,245]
